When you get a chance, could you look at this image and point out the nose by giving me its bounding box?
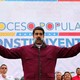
[37,34,41,37]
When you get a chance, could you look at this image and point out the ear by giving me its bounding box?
[33,35,34,38]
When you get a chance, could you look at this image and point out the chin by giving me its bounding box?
[36,41,42,44]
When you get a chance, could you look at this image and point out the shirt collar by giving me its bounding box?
[31,42,47,48]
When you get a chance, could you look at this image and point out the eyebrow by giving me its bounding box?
[1,67,7,69]
[35,33,43,34]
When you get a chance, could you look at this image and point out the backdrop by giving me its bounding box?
[0,0,80,78]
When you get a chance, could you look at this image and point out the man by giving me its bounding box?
[72,68,80,80]
[55,72,62,80]
[0,64,14,80]
[0,26,80,80]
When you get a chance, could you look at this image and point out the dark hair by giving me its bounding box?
[64,71,72,80]
[76,67,80,72]
[64,71,71,75]
[32,26,45,35]
[61,75,64,80]
[1,64,7,67]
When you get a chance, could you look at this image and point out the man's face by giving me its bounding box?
[1,65,7,74]
[56,72,62,80]
[33,30,44,44]
[76,68,80,75]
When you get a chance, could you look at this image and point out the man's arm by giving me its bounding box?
[0,45,23,59]
[57,43,80,58]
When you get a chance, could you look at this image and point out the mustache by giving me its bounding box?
[33,37,44,43]
[37,37,41,40]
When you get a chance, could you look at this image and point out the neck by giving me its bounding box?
[36,43,43,48]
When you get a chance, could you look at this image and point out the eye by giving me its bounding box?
[35,33,43,35]
[1,67,7,69]
[35,33,38,35]
[40,33,43,35]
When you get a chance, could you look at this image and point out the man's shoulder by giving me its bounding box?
[22,44,59,48]
[72,75,78,79]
